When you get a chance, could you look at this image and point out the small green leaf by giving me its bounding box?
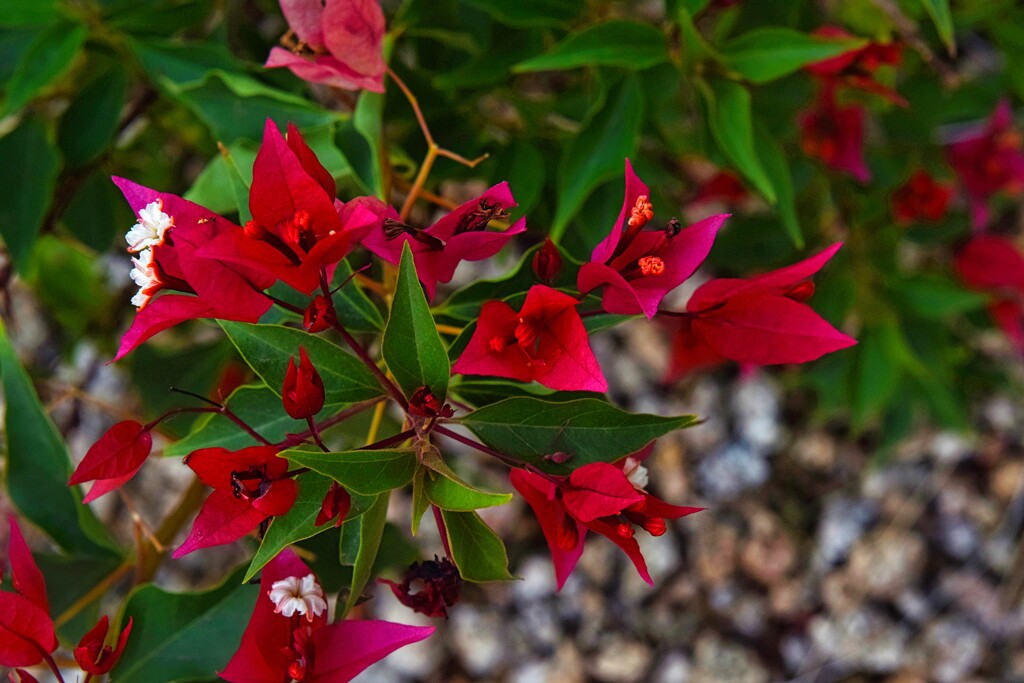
[889,274,988,320]
[58,65,128,167]
[514,20,668,72]
[0,117,61,271]
[755,131,803,248]
[917,0,955,55]
[702,79,776,203]
[218,145,253,223]
[219,322,384,406]
[0,321,119,557]
[245,473,375,582]
[720,28,866,84]
[551,77,645,240]
[441,510,515,582]
[459,397,698,474]
[2,21,87,116]
[420,449,512,511]
[113,566,258,683]
[383,243,451,400]
[341,491,390,616]
[285,448,418,495]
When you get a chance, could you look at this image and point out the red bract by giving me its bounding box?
[806,26,905,105]
[799,88,870,183]
[0,517,58,668]
[74,615,133,675]
[955,235,1024,352]
[577,160,727,319]
[314,482,351,528]
[891,170,953,225]
[379,556,462,618]
[221,549,434,682]
[175,446,297,557]
[452,285,607,392]
[68,420,153,503]
[283,347,325,419]
[202,121,385,294]
[667,244,856,380]
[112,179,276,361]
[945,101,1024,230]
[532,238,562,284]
[362,182,527,300]
[7,670,39,683]
[265,0,386,92]
[510,462,701,589]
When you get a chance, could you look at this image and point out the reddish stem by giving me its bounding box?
[432,504,453,559]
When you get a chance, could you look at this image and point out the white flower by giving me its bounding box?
[622,456,649,490]
[125,200,173,252]
[129,248,161,309]
[268,574,327,622]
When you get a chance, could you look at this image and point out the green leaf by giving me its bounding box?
[63,171,127,252]
[720,28,865,83]
[440,510,515,582]
[184,141,258,215]
[0,0,58,26]
[851,325,902,426]
[27,235,111,339]
[459,397,698,474]
[2,21,87,116]
[57,65,128,167]
[353,90,385,199]
[332,259,385,332]
[285,448,418,495]
[341,490,390,616]
[410,466,430,535]
[702,79,776,203]
[0,117,61,271]
[888,274,988,320]
[245,473,376,582]
[513,20,668,72]
[420,448,512,511]
[113,566,258,683]
[551,77,645,240]
[917,0,955,55]
[383,243,451,400]
[0,321,119,557]
[219,322,384,406]
[459,0,584,27]
[755,131,803,248]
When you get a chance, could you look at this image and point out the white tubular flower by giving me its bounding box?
[129,248,161,309]
[622,456,649,490]
[268,574,327,622]
[125,200,173,252]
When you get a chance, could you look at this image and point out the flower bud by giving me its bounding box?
[408,386,453,419]
[74,616,133,676]
[532,239,562,284]
[303,295,336,333]
[282,347,325,420]
[315,482,351,528]
[379,556,462,618]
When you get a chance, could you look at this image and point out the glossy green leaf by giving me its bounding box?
[2,21,86,116]
[460,0,584,26]
[551,77,645,240]
[918,0,955,55]
[720,28,865,83]
[285,448,418,495]
[383,243,451,400]
[702,79,776,203]
[420,448,512,511]
[0,117,61,271]
[851,324,903,426]
[755,131,803,248]
[245,473,375,582]
[459,397,698,474]
[0,321,119,557]
[58,65,128,167]
[513,21,668,72]
[62,171,127,252]
[219,322,384,406]
[340,491,390,616]
[27,236,111,339]
[113,566,258,683]
[353,90,385,199]
[888,274,988,319]
[332,259,385,333]
[440,510,515,582]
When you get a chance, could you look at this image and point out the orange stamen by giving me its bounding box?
[637,256,665,277]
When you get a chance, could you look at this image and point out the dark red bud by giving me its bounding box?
[543,451,573,464]
[303,295,336,333]
[379,556,462,618]
[282,347,325,420]
[532,239,563,284]
[408,386,453,419]
[315,482,351,528]
[786,280,816,302]
[74,616,133,676]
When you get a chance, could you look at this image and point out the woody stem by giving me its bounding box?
[433,425,527,471]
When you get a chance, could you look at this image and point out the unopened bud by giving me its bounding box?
[282,347,325,420]
[532,239,562,284]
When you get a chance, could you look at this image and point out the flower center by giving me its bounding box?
[125,199,173,252]
[230,465,271,501]
[454,198,510,235]
[628,195,654,229]
[637,255,665,277]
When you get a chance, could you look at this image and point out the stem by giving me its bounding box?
[41,651,67,683]
[400,145,438,221]
[435,323,463,336]
[154,393,272,446]
[432,505,453,558]
[307,416,328,451]
[353,273,390,299]
[361,428,414,450]
[433,425,519,468]
[277,397,384,448]
[53,562,133,628]
[365,400,386,446]
[331,320,408,409]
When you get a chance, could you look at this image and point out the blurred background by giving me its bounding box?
[2,0,1024,680]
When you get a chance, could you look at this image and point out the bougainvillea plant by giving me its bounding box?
[5,0,1021,679]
